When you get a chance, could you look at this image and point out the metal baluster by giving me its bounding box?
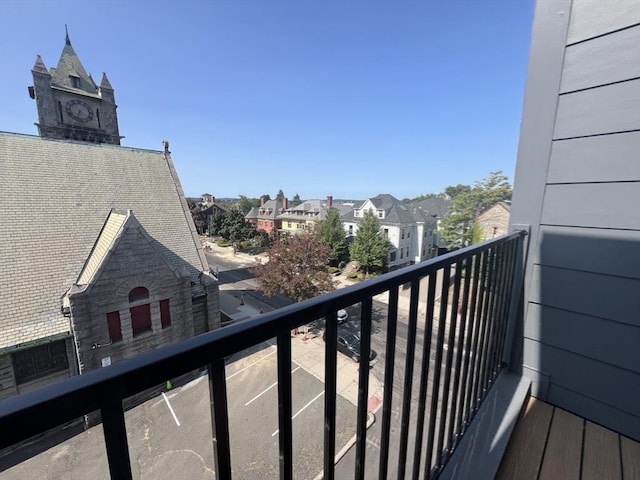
[323,311,338,480]
[355,297,373,480]
[277,332,293,480]
[208,360,232,480]
[102,401,133,480]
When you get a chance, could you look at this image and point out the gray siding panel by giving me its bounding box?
[561,26,640,93]
[523,340,640,417]
[524,303,640,373]
[548,383,640,441]
[529,264,640,326]
[567,0,640,44]
[538,226,640,279]
[540,183,640,230]
[547,133,640,183]
[554,79,640,139]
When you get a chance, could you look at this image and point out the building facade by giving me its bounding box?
[509,0,640,439]
[341,194,437,269]
[0,33,219,400]
[476,201,511,241]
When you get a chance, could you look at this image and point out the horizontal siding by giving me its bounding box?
[547,132,640,183]
[523,339,640,417]
[540,183,640,230]
[524,303,640,373]
[567,0,640,44]
[529,264,640,326]
[561,26,640,93]
[548,383,640,441]
[554,79,640,139]
[538,226,640,279]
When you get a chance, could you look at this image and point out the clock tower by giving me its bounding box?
[29,29,122,145]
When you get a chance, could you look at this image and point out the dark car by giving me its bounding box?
[323,326,377,366]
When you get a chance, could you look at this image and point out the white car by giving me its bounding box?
[337,309,349,323]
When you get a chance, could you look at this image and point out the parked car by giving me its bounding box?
[337,309,349,323]
[323,326,377,366]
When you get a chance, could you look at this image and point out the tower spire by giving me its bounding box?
[65,24,70,45]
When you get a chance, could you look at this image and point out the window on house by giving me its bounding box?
[287,222,292,228]
[70,76,81,88]
[348,225,353,235]
[390,251,396,262]
[129,287,151,336]
[406,247,410,257]
[129,287,149,303]
[378,211,383,218]
[160,299,171,328]
[401,229,405,239]
[407,230,411,238]
[400,249,403,259]
[107,311,122,342]
[58,101,64,122]
[12,340,69,384]
[384,228,389,238]
[96,109,101,128]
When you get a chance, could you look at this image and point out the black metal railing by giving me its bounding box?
[0,231,525,480]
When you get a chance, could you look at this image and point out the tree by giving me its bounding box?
[254,229,335,302]
[237,195,260,215]
[291,193,302,207]
[440,171,512,249]
[213,210,257,243]
[276,189,285,200]
[318,208,349,266]
[349,211,389,275]
[444,184,472,199]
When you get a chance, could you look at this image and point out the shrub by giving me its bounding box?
[347,272,358,279]
[327,267,340,274]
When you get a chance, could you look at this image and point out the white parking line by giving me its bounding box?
[162,392,181,427]
[271,391,324,437]
[245,366,301,406]
[226,346,277,381]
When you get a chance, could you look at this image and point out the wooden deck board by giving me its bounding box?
[582,421,622,480]
[621,434,640,480]
[538,407,584,480]
[496,397,554,480]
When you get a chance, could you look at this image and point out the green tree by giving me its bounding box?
[237,195,260,215]
[318,208,349,266]
[349,211,389,275]
[291,193,302,207]
[440,171,512,249]
[217,210,257,243]
[276,189,285,200]
[254,229,335,302]
[444,184,472,199]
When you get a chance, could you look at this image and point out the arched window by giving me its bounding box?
[129,287,149,303]
[129,287,151,335]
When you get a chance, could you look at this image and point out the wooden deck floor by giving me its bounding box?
[496,397,640,480]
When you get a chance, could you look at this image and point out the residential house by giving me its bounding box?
[278,196,336,234]
[341,194,437,269]
[245,197,287,235]
[0,33,219,401]
[410,196,451,255]
[475,201,511,241]
[192,194,226,235]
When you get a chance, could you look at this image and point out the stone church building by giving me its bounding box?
[0,32,220,400]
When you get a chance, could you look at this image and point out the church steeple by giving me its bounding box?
[29,27,122,145]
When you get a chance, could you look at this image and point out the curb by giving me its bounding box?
[312,411,376,480]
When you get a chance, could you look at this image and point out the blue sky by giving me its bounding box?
[0,0,535,200]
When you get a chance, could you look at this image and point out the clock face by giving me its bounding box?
[65,99,94,122]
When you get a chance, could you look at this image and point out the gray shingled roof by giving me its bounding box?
[410,197,451,218]
[341,194,423,225]
[0,132,208,351]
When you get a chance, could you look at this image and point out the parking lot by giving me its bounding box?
[1,342,359,480]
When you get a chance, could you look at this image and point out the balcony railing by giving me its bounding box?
[0,231,525,480]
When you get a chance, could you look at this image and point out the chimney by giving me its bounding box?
[211,196,215,203]
[326,195,333,208]
[260,196,265,206]
[282,197,288,210]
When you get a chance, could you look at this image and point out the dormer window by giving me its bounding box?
[70,75,81,88]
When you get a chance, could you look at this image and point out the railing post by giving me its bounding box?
[101,401,133,480]
[208,359,232,480]
[323,312,338,480]
[277,332,293,480]
[501,227,529,368]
